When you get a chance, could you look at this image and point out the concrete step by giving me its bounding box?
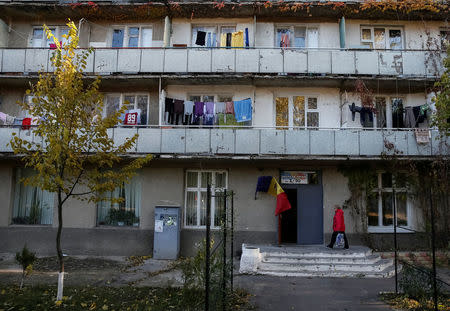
[258,246,372,259]
[259,258,393,273]
[262,254,381,265]
[258,265,399,279]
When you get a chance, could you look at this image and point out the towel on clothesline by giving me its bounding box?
[233,98,252,122]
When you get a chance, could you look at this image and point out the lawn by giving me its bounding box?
[0,285,253,311]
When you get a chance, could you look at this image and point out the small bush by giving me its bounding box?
[15,245,37,289]
[399,264,443,302]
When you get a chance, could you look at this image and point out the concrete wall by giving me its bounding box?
[0,165,13,227]
[0,90,25,117]
[0,19,8,48]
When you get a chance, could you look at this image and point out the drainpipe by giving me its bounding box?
[339,17,346,49]
[253,15,256,47]
[163,16,171,48]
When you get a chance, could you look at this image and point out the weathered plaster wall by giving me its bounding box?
[0,165,13,227]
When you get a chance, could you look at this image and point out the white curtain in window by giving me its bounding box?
[307,28,319,48]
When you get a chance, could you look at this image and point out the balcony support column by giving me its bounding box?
[163,16,171,48]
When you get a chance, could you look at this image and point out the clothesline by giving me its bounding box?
[164,97,252,126]
[0,111,38,130]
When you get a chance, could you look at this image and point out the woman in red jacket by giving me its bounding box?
[327,205,349,249]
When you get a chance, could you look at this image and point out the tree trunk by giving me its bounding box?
[56,189,64,301]
[20,271,24,289]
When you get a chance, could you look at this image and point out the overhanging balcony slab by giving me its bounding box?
[161,128,185,154]
[310,130,334,155]
[118,49,141,73]
[283,49,307,73]
[355,51,378,75]
[212,49,235,73]
[285,130,309,155]
[236,49,259,73]
[164,49,187,73]
[113,128,137,152]
[260,129,285,154]
[25,49,48,73]
[140,49,164,72]
[332,51,355,75]
[403,51,426,76]
[379,51,403,76]
[259,49,283,73]
[335,130,359,156]
[186,128,210,153]
[137,128,161,153]
[235,129,259,154]
[188,49,212,73]
[211,129,235,154]
[94,49,118,74]
[359,131,384,156]
[308,50,331,74]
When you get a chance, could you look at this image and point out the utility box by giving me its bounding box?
[153,206,181,260]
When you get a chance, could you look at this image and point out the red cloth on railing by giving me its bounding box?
[22,118,32,130]
[124,112,138,125]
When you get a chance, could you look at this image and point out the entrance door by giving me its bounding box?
[280,189,297,243]
[297,185,323,244]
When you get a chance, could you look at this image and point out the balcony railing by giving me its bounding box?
[0,48,445,77]
[0,126,447,158]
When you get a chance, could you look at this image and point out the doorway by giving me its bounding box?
[280,171,323,245]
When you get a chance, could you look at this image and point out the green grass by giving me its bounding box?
[0,285,253,311]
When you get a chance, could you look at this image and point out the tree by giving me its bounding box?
[433,44,450,135]
[9,21,152,301]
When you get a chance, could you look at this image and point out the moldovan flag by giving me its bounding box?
[255,176,292,216]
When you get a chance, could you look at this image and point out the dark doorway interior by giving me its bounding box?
[281,189,297,243]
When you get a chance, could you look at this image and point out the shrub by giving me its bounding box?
[399,264,443,302]
[15,245,37,289]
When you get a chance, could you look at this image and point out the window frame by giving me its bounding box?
[104,93,150,125]
[360,95,406,129]
[360,26,404,50]
[184,170,228,229]
[29,25,69,48]
[367,172,412,233]
[274,94,320,129]
[110,25,153,48]
[274,24,319,48]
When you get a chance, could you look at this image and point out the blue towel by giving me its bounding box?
[245,28,249,48]
[233,98,252,122]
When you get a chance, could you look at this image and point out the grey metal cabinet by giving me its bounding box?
[153,206,181,260]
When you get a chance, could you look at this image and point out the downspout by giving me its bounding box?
[339,16,346,49]
[253,15,256,47]
[163,16,171,48]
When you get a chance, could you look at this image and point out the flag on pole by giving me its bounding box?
[255,176,292,216]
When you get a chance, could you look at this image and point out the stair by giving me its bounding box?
[239,244,399,278]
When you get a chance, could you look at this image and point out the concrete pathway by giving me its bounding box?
[235,274,395,311]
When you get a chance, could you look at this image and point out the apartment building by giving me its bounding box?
[0,0,448,256]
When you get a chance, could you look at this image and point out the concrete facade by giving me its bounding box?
[0,1,448,257]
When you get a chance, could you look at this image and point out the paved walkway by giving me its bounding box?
[236,274,394,311]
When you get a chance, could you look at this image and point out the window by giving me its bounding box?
[185,170,227,228]
[192,26,218,47]
[275,26,318,48]
[360,96,405,129]
[30,26,69,48]
[111,26,153,48]
[360,26,403,49]
[104,94,150,125]
[12,168,54,225]
[368,172,408,232]
[275,96,319,128]
[97,175,141,226]
[440,29,449,50]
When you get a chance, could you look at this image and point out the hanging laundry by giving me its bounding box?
[218,113,238,126]
[183,101,194,125]
[215,102,225,114]
[359,107,373,126]
[220,33,227,47]
[6,115,15,125]
[233,98,252,122]
[205,102,214,115]
[245,28,249,48]
[231,30,244,48]
[195,31,206,46]
[0,112,7,123]
[225,101,234,114]
[124,112,138,125]
[193,102,205,125]
[22,117,32,130]
[280,31,290,48]
[226,33,232,47]
[415,128,430,144]
[349,103,362,121]
[165,98,174,124]
[404,107,416,128]
[174,99,184,125]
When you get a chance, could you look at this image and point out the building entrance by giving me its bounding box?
[280,171,323,245]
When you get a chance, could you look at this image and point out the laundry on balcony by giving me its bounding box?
[173,100,184,125]
[234,98,252,122]
[231,30,244,48]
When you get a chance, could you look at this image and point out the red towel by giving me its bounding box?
[124,113,138,125]
[22,118,32,130]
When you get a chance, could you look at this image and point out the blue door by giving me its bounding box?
[297,185,323,244]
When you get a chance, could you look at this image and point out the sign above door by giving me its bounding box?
[280,171,318,185]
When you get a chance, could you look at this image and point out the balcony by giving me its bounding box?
[0,126,447,158]
[0,48,445,78]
